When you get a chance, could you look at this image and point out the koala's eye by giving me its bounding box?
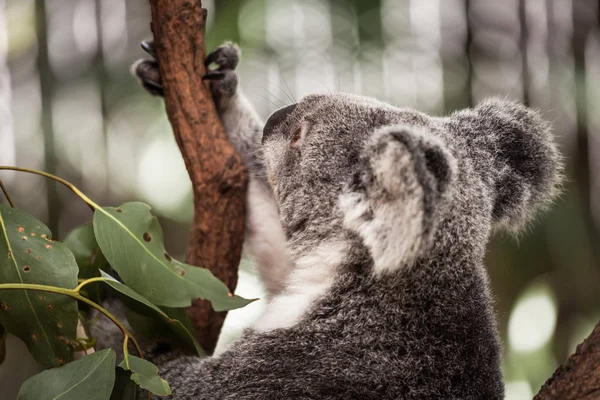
[290,127,302,147]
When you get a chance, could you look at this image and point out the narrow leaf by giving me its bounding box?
[93,202,254,310]
[119,355,171,396]
[110,368,137,400]
[18,348,116,400]
[0,205,78,367]
[98,271,204,356]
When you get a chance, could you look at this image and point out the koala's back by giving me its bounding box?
[161,250,503,400]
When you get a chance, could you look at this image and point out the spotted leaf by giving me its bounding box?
[92,202,254,310]
[0,205,78,367]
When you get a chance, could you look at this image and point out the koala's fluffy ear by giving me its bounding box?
[339,125,456,274]
[451,99,563,232]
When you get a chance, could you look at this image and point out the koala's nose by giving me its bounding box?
[262,104,297,144]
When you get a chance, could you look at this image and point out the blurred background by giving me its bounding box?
[0,0,599,398]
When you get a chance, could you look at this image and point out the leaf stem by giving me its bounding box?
[0,180,14,208]
[122,335,130,369]
[76,294,144,359]
[0,166,99,211]
[0,283,144,359]
[0,283,75,296]
[75,277,109,292]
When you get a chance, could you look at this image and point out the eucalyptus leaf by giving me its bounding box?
[98,271,204,356]
[111,367,137,400]
[64,223,107,304]
[124,307,166,341]
[0,205,78,367]
[160,307,199,346]
[92,202,254,310]
[119,355,171,396]
[18,348,116,400]
[63,223,109,280]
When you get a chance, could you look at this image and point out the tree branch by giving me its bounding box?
[534,321,600,399]
[147,0,248,355]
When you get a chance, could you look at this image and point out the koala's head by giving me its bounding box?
[262,94,562,271]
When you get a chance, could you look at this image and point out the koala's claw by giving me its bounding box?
[131,41,240,101]
[132,59,163,97]
[204,43,240,101]
[202,71,227,81]
[141,77,163,97]
[141,40,156,58]
[204,43,240,71]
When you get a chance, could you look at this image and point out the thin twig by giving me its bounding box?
[0,282,144,359]
[0,166,97,211]
[0,180,14,208]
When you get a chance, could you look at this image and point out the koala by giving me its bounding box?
[122,42,563,399]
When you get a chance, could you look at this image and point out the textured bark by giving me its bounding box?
[148,0,248,355]
[534,321,600,399]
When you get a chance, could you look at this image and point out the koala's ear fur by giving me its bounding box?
[452,99,563,232]
[339,125,456,274]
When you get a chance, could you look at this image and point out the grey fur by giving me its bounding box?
[110,43,563,399]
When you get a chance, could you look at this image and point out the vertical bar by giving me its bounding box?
[0,0,14,169]
[94,0,108,196]
[572,0,600,254]
[465,0,474,107]
[519,0,530,106]
[35,0,59,236]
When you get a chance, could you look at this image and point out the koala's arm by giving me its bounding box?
[133,42,292,297]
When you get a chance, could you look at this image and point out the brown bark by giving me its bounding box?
[534,321,600,399]
[147,0,248,355]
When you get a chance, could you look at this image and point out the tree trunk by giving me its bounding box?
[534,321,600,399]
[147,0,248,355]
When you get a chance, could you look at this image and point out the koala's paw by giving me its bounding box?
[131,40,163,96]
[340,126,455,274]
[131,41,241,103]
[203,42,241,103]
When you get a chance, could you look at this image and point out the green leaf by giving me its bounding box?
[110,368,137,400]
[97,271,205,356]
[160,307,199,348]
[119,355,171,396]
[0,324,5,365]
[92,202,254,311]
[18,348,116,400]
[0,205,78,367]
[64,223,108,304]
[63,223,109,280]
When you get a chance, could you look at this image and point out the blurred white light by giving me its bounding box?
[266,0,332,53]
[47,0,94,77]
[53,81,102,172]
[214,265,266,354]
[136,137,191,217]
[381,0,410,39]
[72,0,97,56]
[4,0,37,57]
[508,283,557,353]
[239,0,266,45]
[410,0,441,48]
[0,0,15,168]
[99,0,127,67]
[505,380,533,400]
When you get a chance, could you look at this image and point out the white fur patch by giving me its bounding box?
[339,136,425,275]
[252,240,346,332]
[244,179,291,297]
